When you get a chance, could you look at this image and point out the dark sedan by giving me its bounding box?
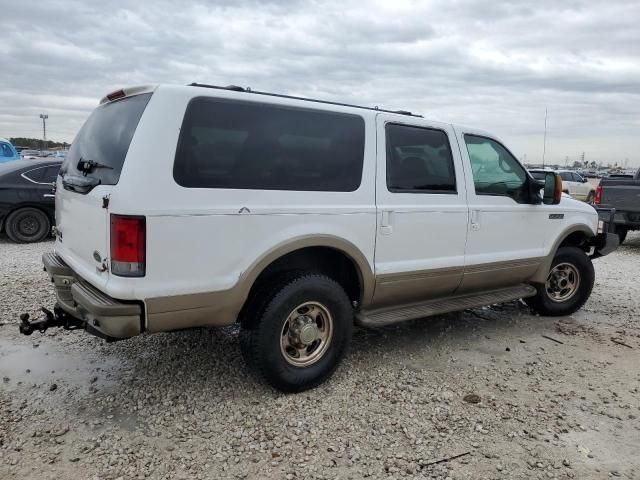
[0,159,61,243]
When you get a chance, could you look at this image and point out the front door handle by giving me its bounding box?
[380,210,393,235]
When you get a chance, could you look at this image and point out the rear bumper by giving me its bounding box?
[591,232,619,258]
[597,206,640,229]
[43,252,142,339]
[591,208,620,258]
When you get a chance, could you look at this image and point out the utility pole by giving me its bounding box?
[39,114,48,152]
[542,108,548,168]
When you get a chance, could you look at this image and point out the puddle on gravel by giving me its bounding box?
[0,338,124,391]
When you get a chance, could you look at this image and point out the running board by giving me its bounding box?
[356,284,537,328]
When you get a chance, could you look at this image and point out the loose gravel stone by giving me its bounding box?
[1,234,640,479]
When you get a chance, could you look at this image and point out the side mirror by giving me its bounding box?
[582,177,588,183]
[543,172,562,205]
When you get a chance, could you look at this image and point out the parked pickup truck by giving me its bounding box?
[595,168,640,244]
[19,84,619,392]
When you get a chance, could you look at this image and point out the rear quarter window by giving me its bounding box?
[62,93,152,185]
[173,97,365,192]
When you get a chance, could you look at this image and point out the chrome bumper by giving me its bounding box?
[42,252,142,339]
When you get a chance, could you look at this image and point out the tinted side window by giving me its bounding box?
[174,97,365,191]
[43,165,61,183]
[572,173,583,182]
[23,167,46,182]
[385,124,456,193]
[560,172,573,182]
[464,135,528,203]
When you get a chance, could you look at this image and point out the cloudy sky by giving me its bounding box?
[1,0,638,166]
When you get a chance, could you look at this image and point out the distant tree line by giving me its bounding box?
[9,137,68,149]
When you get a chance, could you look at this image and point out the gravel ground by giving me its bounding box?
[1,234,639,480]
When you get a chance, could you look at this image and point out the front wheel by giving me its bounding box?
[240,274,353,392]
[525,246,594,316]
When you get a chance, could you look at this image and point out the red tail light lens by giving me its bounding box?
[594,185,602,205]
[110,214,146,277]
[106,89,126,101]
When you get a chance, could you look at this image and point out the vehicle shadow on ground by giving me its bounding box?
[0,234,54,245]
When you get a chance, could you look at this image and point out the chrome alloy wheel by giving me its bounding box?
[280,301,333,367]
[545,262,581,302]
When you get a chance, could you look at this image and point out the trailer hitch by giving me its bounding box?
[19,305,84,336]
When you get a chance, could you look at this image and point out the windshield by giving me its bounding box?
[62,93,151,185]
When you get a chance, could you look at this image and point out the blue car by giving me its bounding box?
[0,138,20,163]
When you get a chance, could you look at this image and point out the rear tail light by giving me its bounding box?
[110,214,146,277]
[594,185,603,205]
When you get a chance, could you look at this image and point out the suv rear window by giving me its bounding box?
[173,97,365,191]
[62,93,151,185]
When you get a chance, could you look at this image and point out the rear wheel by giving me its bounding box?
[240,273,353,392]
[525,247,594,316]
[5,208,50,243]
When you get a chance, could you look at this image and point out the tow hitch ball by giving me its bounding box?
[19,305,83,336]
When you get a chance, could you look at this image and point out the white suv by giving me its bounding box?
[530,169,596,203]
[29,84,617,391]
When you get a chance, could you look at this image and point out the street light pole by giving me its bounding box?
[542,108,547,169]
[39,114,48,152]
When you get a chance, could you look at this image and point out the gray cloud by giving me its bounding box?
[0,0,638,166]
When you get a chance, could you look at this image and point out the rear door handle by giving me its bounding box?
[470,210,480,231]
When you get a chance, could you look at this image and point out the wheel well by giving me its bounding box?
[558,231,590,252]
[243,246,362,311]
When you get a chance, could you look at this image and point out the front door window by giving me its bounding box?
[464,135,529,203]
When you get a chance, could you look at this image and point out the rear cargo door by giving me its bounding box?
[54,92,152,288]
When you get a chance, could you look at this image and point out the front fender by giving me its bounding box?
[530,224,596,284]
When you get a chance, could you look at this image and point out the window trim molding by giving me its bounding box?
[21,166,55,185]
[385,122,458,195]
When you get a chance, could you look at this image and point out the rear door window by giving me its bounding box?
[43,165,61,183]
[62,93,152,185]
[173,97,365,191]
[22,167,46,183]
[385,123,456,193]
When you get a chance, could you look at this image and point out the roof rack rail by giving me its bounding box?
[187,83,422,117]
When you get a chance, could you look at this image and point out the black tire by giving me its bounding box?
[5,208,50,243]
[616,227,628,245]
[240,273,353,392]
[525,246,594,316]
